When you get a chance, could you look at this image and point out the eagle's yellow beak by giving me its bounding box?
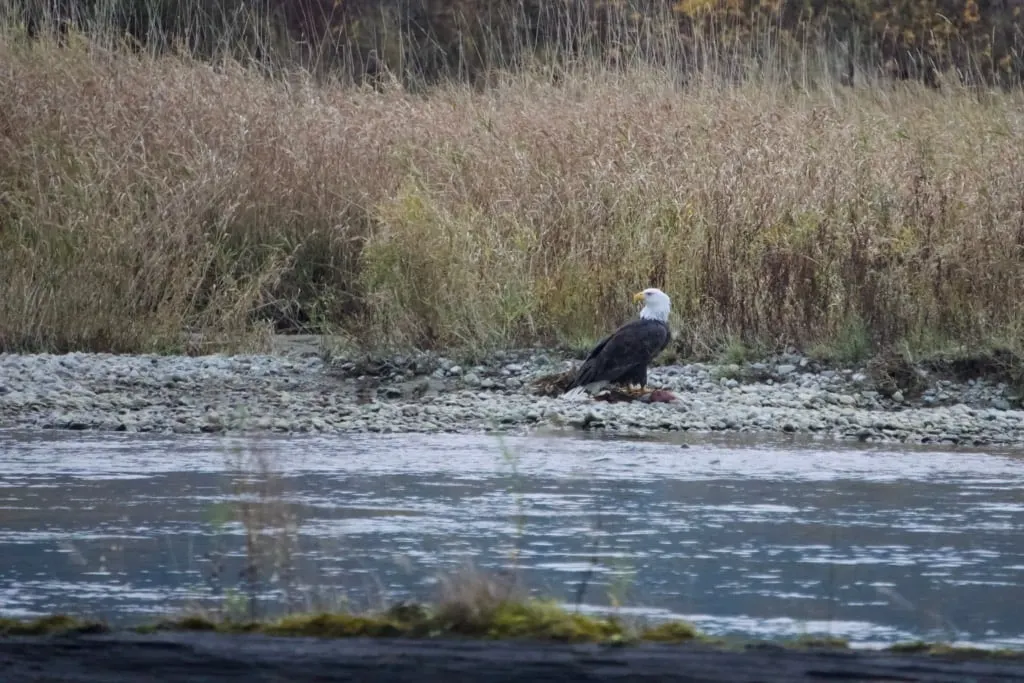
[633,291,645,303]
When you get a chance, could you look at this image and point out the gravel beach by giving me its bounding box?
[1,338,1023,445]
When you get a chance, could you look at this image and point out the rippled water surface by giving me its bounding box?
[1,429,1023,647]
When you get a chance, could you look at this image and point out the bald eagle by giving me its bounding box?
[563,288,672,398]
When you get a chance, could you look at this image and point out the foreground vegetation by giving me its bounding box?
[4,609,1024,661]
[0,599,692,644]
[1,3,1023,362]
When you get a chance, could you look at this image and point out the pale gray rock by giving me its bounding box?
[0,348,1022,445]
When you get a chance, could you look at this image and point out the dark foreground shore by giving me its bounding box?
[2,633,1023,683]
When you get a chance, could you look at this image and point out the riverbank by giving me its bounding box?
[1,340,1022,445]
[2,630,1023,683]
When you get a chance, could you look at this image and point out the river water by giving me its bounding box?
[1,429,1023,648]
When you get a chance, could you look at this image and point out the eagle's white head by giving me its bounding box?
[633,288,671,322]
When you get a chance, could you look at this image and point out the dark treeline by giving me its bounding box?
[12,0,1024,88]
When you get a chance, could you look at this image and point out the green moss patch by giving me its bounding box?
[0,615,108,636]
[639,621,700,642]
[473,601,624,643]
[887,642,1024,659]
[136,602,705,645]
[262,613,411,639]
[784,635,850,650]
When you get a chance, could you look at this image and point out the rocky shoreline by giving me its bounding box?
[1,339,1023,445]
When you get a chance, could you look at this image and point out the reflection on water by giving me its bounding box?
[1,429,1023,648]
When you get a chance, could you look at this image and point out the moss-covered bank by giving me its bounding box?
[4,609,1024,661]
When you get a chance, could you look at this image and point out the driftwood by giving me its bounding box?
[2,633,1023,682]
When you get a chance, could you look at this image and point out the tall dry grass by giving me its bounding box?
[1,25,1023,357]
